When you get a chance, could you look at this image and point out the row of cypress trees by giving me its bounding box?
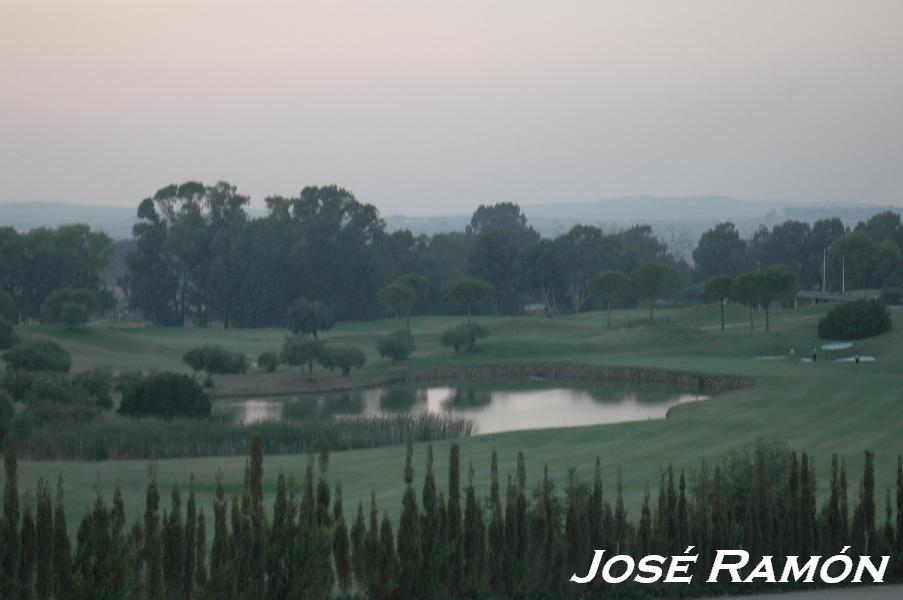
[0,437,901,599]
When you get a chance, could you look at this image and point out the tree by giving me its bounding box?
[702,276,733,332]
[630,262,681,319]
[587,270,630,327]
[377,282,418,326]
[257,351,280,373]
[730,271,764,332]
[321,346,367,376]
[286,297,334,338]
[2,437,19,599]
[60,302,90,330]
[281,335,326,381]
[0,291,16,323]
[53,477,73,599]
[0,319,17,351]
[440,322,490,355]
[468,230,522,314]
[333,483,352,595]
[447,277,495,319]
[35,478,53,600]
[40,288,97,324]
[118,372,211,419]
[693,222,749,279]
[397,443,420,598]
[758,265,800,331]
[2,340,71,372]
[376,330,415,363]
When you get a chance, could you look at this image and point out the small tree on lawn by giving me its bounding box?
[759,265,800,332]
[60,302,89,330]
[731,271,764,333]
[287,297,334,338]
[376,330,415,364]
[378,283,418,329]
[587,270,630,327]
[448,277,495,320]
[281,335,326,381]
[630,262,681,320]
[702,276,733,332]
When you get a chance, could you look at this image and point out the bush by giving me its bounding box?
[1,371,34,402]
[257,351,280,373]
[60,302,89,329]
[880,286,903,305]
[118,372,211,419]
[183,345,248,375]
[440,322,490,355]
[322,346,367,376]
[0,319,18,350]
[2,340,72,373]
[71,367,114,409]
[40,288,97,323]
[817,299,892,340]
[376,329,416,363]
[0,291,16,323]
[0,389,13,444]
[281,335,326,380]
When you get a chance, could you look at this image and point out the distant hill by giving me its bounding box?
[3,198,901,246]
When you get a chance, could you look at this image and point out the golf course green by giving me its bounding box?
[9,302,903,536]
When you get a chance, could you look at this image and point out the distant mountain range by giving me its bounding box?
[2,198,901,247]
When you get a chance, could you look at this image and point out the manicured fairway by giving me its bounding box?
[8,303,903,537]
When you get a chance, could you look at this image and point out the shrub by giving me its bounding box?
[440,322,490,355]
[0,371,34,402]
[376,329,416,363]
[0,319,18,350]
[118,372,211,419]
[257,351,280,373]
[281,335,326,380]
[71,367,114,409]
[0,291,16,323]
[322,346,367,376]
[23,373,94,406]
[40,287,97,323]
[880,286,903,305]
[183,345,248,375]
[60,302,89,329]
[0,389,13,444]
[286,297,334,338]
[817,299,892,340]
[2,340,72,373]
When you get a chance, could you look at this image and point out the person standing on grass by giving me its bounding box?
[855,353,861,365]
[811,346,817,364]
[789,347,796,361]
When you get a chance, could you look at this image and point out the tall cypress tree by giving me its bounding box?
[163,485,185,600]
[111,484,126,594]
[665,464,677,552]
[378,511,398,600]
[419,444,438,596]
[677,471,688,550]
[247,435,266,599]
[363,493,381,599]
[2,437,19,599]
[19,499,35,600]
[785,452,800,553]
[266,471,289,600]
[397,443,420,598]
[564,467,589,584]
[828,454,841,551]
[463,462,485,596]
[883,489,895,554]
[860,450,877,554]
[209,474,231,600]
[332,483,351,596]
[588,456,603,548]
[34,479,53,600]
[195,509,207,594]
[184,482,197,600]
[896,455,903,557]
[637,486,652,555]
[487,449,504,594]
[53,477,72,599]
[614,468,627,554]
[350,501,366,592]
[144,465,162,600]
[840,458,850,544]
[447,443,463,598]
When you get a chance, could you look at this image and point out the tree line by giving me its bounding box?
[1,437,900,599]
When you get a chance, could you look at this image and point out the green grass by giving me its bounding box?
[8,302,903,538]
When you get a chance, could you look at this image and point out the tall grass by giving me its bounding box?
[17,413,474,461]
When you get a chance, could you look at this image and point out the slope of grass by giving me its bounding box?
[8,303,903,537]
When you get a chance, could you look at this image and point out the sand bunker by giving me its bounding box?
[822,342,853,350]
[835,355,876,363]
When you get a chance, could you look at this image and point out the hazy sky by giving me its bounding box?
[2,0,902,216]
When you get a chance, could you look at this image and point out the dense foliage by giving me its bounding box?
[376,329,416,363]
[118,372,211,419]
[0,319,18,350]
[817,300,892,340]
[39,287,98,323]
[322,346,368,376]
[1,340,72,373]
[0,440,899,598]
[440,323,490,355]
[257,351,280,372]
[182,345,248,375]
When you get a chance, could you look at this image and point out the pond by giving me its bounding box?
[214,381,707,435]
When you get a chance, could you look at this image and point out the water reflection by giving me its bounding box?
[215,382,707,434]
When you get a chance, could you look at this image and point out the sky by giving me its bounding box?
[1,0,902,216]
